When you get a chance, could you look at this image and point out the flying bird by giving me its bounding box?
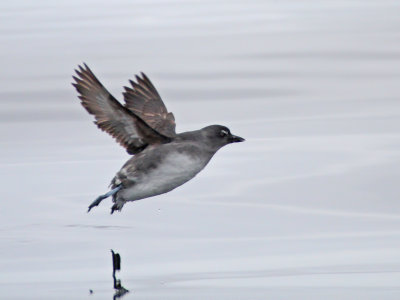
[72,64,244,213]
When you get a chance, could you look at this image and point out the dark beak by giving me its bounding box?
[229,134,245,143]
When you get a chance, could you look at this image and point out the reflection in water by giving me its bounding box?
[111,250,129,299]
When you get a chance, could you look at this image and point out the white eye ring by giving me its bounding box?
[220,129,229,137]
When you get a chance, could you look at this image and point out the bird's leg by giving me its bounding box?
[111,199,126,214]
[88,186,121,212]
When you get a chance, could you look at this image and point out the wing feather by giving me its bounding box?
[72,63,171,154]
[123,72,176,137]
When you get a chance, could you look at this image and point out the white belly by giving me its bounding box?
[121,152,207,201]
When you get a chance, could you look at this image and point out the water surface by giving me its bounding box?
[1,0,400,299]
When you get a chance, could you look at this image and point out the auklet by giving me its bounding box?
[72,64,244,213]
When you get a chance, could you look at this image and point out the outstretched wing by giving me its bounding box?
[72,64,171,155]
[123,73,176,137]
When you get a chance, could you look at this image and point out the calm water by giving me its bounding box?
[1,1,400,299]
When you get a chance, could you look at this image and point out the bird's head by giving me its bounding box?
[201,125,245,151]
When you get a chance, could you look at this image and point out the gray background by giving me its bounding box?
[1,0,400,299]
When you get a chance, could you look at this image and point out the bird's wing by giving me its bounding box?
[123,73,176,137]
[72,64,171,155]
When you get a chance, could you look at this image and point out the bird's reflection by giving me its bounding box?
[111,249,129,299]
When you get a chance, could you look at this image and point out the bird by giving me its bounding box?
[72,63,244,214]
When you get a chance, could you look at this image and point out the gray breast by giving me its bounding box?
[116,143,214,201]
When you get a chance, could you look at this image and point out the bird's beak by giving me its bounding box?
[229,134,245,143]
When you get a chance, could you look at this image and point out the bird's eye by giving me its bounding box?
[220,129,229,137]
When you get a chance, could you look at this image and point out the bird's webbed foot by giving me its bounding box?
[88,195,107,212]
[111,199,126,214]
[87,186,122,212]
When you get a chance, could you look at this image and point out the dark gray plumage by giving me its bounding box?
[72,64,244,213]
